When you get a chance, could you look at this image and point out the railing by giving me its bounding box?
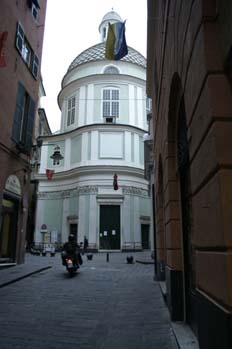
[122,242,143,252]
[28,242,98,255]
[28,242,63,255]
[28,242,150,254]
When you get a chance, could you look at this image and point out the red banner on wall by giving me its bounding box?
[46,169,54,180]
[0,31,8,68]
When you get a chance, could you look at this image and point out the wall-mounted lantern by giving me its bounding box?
[50,145,64,164]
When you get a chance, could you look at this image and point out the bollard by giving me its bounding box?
[106,252,109,262]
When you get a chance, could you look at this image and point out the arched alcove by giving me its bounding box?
[165,73,195,328]
[156,155,166,281]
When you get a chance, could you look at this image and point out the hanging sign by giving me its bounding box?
[41,224,47,233]
[5,175,21,196]
[51,230,58,243]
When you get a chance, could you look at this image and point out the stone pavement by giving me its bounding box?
[0,251,153,289]
[0,252,198,348]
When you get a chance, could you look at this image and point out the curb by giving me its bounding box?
[171,322,199,349]
[136,259,154,265]
[0,266,52,289]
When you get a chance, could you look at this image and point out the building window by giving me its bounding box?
[103,27,106,39]
[11,82,35,154]
[31,3,39,21]
[146,97,152,112]
[102,88,119,118]
[103,66,119,74]
[27,0,40,11]
[32,54,39,79]
[67,96,76,126]
[22,38,32,67]
[15,22,39,79]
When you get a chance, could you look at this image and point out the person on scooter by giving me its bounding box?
[61,234,82,266]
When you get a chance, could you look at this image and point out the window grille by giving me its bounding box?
[102,88,119,118]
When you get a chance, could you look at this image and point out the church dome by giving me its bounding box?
[68,42,146,72]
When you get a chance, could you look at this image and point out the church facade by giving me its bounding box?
[34,11,151,251]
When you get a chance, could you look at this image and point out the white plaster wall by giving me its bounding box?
[62,198,69,243]
[39,144,48,174]
[124,131,131,164]
[86,84,94,124]
[78,195,85,243]
[129,85,135,125]
[134,196,141,244]
[79,86,86,127]
[99,132,123,159]
[64,138,71,171]
[137,87,144,129]
[34,199,44,243]
[134,134,140,167]
[91,131,98,160]
[60,103,65,132]
[81,132,88,164]
[88,194,97,245]
[122,195,131,246]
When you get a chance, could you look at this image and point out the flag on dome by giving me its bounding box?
[105,21,128,60]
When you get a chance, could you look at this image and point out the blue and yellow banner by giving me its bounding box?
[105,21,128,60]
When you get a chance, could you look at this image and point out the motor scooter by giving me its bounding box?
[61,251,79,276]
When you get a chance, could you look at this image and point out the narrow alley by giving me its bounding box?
[0,253,178,349]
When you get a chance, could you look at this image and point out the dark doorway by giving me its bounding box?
[69,224,78,241]
[99,205,120,249]
[0,196,19,262]
[141,224,150,249]
[177,98,196,333]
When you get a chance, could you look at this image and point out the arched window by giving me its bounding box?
[103,27,107,39]
[103,66,119,74]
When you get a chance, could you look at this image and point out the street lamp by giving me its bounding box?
[30,139,65,179]
[49,145,64,163]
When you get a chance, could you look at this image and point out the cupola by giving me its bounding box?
[98,9,123,42]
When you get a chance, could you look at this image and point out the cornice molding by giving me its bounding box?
[37,185,149,200]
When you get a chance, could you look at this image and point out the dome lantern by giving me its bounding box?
[99,9,123,42]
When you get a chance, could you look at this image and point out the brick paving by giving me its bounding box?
[0,252,178,348]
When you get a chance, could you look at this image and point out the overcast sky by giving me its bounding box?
[40,0,147,132]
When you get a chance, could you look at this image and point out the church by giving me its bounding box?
[34,10,151,251]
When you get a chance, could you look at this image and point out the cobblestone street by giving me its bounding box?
[0,252,178,349]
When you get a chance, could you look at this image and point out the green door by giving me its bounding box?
[99,205,120,250]
[0,197,18,261]
[141,224,150,249]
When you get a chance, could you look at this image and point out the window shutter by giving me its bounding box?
[32,53,39,79]
[12,82,25,144]
[25,97,36,153]
[15,22,24,54]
